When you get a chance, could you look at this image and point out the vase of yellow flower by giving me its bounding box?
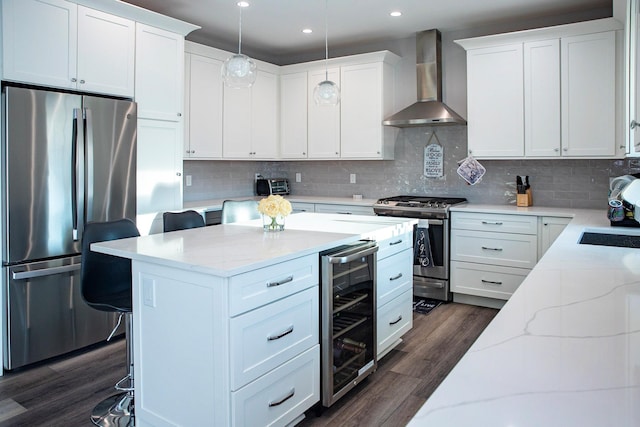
[257,194,292,232]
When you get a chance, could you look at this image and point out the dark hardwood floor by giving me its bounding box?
[0,302,498,427]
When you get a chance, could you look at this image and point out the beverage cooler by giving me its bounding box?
[320,241,378,407]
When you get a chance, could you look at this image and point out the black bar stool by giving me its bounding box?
[81,218,140,427]
[162,209,205,232]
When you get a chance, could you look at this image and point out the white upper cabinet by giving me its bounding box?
[524,39,561,157]
[222,68,279,159]
[307,67,341,159]
[466,44,524,158]
[561,32,617,156]
[457,18,623,159]
[184,53,223,159]
[281,51,399,160]
[627,0,640,156]
[341,61,395,159]
[2,0,134,97]
[135,23,185,121]
[280,72,309,159]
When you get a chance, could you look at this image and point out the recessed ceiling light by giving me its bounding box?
[390,11,402,17]
[302,28,313,34]
[237,1,249,7]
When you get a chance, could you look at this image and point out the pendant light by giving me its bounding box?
[313,0,340,105]
[221,1,257,88]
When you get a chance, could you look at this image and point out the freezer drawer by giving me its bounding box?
[4,256,120,370]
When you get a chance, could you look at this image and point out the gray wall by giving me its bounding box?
[184,7,631,210]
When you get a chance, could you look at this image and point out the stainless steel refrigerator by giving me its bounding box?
[2,85,137,370]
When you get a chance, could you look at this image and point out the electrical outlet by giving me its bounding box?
[295,172,301,182]
[350,173,356,184]
[186,175,192,186]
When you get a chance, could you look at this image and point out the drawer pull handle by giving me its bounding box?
[481,279,503,285]
[268,388,295,407]
[267,325,294,341]
[267,275,294,287]
[389,315,403,325]
[482,221,503,225]
[481,246,503,251]
[389,239,403,246]
[389,273,403,281]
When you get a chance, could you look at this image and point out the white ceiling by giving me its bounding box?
[121,0,612,63]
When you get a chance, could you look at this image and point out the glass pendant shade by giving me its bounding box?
[314,79,340,105]
[315,0,339,106]
[221,53,257,88]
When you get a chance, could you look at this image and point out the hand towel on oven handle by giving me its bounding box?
[413,219,434,267]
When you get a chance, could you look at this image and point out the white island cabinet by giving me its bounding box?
[91,213,416,426]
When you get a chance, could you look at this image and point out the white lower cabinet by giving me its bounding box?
[133,254,320,426]
[375,232,413,359]
[314,203,374,216]
[451,211,537,304]
[538,216,571,257]
[231,346,320,427]
[450,261,529,300]
[229,286,318,390]
[377,289,413,359]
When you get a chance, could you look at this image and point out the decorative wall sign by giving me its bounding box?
[424,132,444,178]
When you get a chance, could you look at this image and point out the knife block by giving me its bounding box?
[517,189,532,207]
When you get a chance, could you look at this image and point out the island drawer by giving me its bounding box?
[377,248,412,308]
[451,229,537,269]
[452,212,537,235]
[229,254,318,316]
[377,289,412,359]
[376,230,413,261]
[232,346,319,427]
[229,286,318,390]
[451,261,529,300]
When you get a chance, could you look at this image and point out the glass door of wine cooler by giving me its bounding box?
[320,241,378,407]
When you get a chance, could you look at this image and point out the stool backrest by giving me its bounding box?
[81,219,140,312]
[221,200,260,224]
[163,210,205,232]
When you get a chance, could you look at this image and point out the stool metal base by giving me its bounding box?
[90,392,134,427]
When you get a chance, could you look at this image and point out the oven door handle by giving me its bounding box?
[418,219,444,226]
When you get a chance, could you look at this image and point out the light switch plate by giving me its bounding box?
[350,173,356,184]
[295,172,301,182]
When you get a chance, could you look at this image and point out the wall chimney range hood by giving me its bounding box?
[383,29,466,127]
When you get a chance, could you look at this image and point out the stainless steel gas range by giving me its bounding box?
[373,196,467,301]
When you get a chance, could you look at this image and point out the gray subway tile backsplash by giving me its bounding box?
[184,126,636,210]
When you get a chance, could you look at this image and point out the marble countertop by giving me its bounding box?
[91,213,415,277]
[409,207,640,426]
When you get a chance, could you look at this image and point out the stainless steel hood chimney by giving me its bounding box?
[383,29,466,127]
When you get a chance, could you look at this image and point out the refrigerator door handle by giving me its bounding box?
[12,264,81,280]
[72,108,80,240]
[84,107,94,221]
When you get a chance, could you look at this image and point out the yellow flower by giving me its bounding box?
[258,195,292,217]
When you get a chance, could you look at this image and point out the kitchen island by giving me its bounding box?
[91,213,415,426]
[409,206,640,426]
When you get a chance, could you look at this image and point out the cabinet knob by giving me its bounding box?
[554,148,559,152]
[335,152,339,155]
[468,150,472,155]
[71,78,77,82]
[177,113,182,117]
[631,120,639,130]
[302,152,306,155]
[79,79,85,84]
[562,147,568,152]
[176,172,182,176]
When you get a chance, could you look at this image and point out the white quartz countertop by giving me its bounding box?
[409,207,640,426]
[91,213,415,277]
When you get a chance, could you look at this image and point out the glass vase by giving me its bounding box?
[262,214,285,232]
